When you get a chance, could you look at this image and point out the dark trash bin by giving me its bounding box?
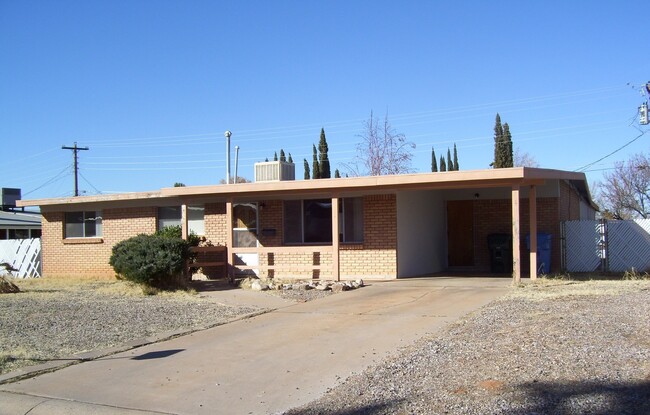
[526,233,552,274]
[487,233,512,273]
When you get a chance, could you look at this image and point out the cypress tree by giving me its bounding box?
[493,113,504,168]
[453,143,459,171]
[334,169,340,178]
[318,128,331,178]
[431,147,438,172]
[312,144,321,179]
[303,159,310,180]
[440,156,447,172]
[279,149,286,162]
[447,148,452,172]
[288,153,293,163]
[502,123,513,167]
[273,152,278,162]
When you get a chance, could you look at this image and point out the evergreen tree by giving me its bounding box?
[502,123,513,168]
[265,158,269,162]
[440,156,447,172]
[334,169,340,178]
[431,147,438,172]
[318,128,331,178]
[279,149,286,162]
[273,152,278,162]
[303,159,310,180]
[312,144,321,179]
[447,148,452,172]
[288,153,293,163]
[493,113,504,168]
[453,143,459,171]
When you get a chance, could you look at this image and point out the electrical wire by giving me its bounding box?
[575,128,648,172]
[23,165,73,197]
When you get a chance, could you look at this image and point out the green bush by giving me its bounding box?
[109,234,190,289]
[156,225,201,246]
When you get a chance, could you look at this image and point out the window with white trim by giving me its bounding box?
[65,211,102,238]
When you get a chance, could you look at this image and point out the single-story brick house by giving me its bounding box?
[17,166,597,282]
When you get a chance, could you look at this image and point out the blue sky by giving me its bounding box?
[2,1,649,200]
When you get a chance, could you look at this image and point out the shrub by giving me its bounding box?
[109,234,190,289]
[156,225,201,246]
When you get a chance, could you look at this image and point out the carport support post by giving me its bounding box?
[529,185,538,280]
[512,186,521,283]
[181,204,188,240]
[226,199,234,280]
[331,196,340,281]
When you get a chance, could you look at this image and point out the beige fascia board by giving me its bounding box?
[17,191,163,208]
[18,167,589,209]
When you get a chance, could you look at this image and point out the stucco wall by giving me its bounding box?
[396,190,446,277]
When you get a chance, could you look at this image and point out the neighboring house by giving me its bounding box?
[0,210,42,240]
[17,166,597,282]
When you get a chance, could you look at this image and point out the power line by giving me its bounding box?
[23,165,73,197]
[575,129,648,172]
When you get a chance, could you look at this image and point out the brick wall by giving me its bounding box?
[340,194,397,279]
[473,196,561,274]
[41,207,157,279]
[204,203,227,245]
[253,194,398,280]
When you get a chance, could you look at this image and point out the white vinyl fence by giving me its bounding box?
[0,238,42,278]
[562,219,650,273]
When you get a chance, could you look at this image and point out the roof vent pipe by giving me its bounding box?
[224,130,232,184]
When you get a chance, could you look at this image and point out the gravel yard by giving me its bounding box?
[0,278,263,375]
[286,279,650,415]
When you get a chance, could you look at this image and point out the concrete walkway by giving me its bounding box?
[0,277,510,415]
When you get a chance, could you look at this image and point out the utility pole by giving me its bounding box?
[62,142,89,196]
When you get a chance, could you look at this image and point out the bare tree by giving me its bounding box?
[344,111,415,176]
[514,147,540,167]
[598,153,650,219]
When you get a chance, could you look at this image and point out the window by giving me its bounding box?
[158,205,205,235]
[188,205,205,235]
[284,198,363,244]
[158,206,182,230]
[233,203,257,247]
[341,197,363,243]
[65,211,102,238]
[9,229,29,239]
[30,229,42,238]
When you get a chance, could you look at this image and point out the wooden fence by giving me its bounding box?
[562,219,650,273]
[0,238,42,278]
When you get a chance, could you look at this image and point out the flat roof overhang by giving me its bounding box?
[17,167,593,210]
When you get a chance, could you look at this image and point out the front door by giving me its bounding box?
[447,200,474,267]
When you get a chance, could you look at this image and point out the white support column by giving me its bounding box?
[181,204,188,240]
[226,199,234,280]
[512,186,521,283]
[529,185,538,280]
[331,196,340,281]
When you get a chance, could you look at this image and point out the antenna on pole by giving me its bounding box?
[62,142,90,196]
[224,131,232,184]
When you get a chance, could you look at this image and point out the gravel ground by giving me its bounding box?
[0,279,263,375]
[285,279,650,415]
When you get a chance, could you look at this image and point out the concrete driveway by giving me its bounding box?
[0,277,510,415]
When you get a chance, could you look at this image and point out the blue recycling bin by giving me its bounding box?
[526,233,552,274]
